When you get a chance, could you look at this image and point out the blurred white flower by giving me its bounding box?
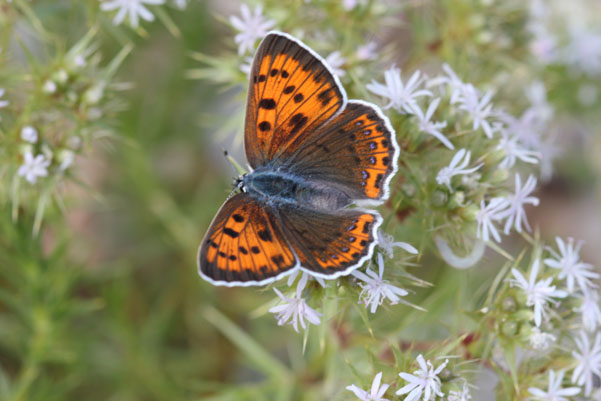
[411,98,453,149]
[447,381,472,401]
[539,134,561,182]
[578,291,601,332]
[528,370,580,401]
[529,327,556,351]
[396,354,448,400]
[456,84,495,138]
[100,0,165,28]
[544,237,599,294]
[509,259,568,327]
[366,66,432,114]
[343,0,367,10]
[351,253,408,314]
[239,56,254,76]
[377,230,418,259]
[229,4,275,55]
[18,151,51,184]
[436,149,482,192]
[20,126,38,144]
[42,80,57,94]
[496,128,539,169]
[346,372,390,401]
[58,149,75,171]
[356,41,378,61]
[562,28,601,76]
[503,174,539,234]
[0,88,8,119]
[172,0,187,9]
[476,198,509,243]
[269,273,321,332]
[571,331,601,396]
[325,51,346,77]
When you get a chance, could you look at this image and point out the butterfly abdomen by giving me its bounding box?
[244,170,351,211]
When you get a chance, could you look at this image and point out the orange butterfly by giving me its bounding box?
[198,32,399,286]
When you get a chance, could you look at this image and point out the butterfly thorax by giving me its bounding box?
[243,168,352,211]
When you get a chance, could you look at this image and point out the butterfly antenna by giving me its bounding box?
[223,149,248,176]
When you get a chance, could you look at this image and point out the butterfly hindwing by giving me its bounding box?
[283,100,400,203]
[198,193,298,286]
[278,205,382,277]
[245,32,346,168]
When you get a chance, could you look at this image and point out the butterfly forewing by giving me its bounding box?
[245,32,346,168]
[282,100,400,203]
[198,193,298,286]
[278,205,382,277]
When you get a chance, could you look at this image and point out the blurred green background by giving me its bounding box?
[1,1,601,400]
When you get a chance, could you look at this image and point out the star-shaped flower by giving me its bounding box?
[571,331,601,396]
[509,259,568,327]
[100,0,165,28]
[396,354,448,401]
[476,197,509,243]
[436,149,482,192]
[269,273,321,332]
[411,98,453,149]
[366,66,432,114]
[528,370,580,401]
[229,4,276,55]
[351,253,408,314]
[503,174,540,234]
[544,237,599,294]
[346,372,390,401]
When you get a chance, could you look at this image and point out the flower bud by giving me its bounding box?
[501,296,516,312]
[431,190,448,207]
[43,80,57,94]
[500,320,519,337]
[401,182,416,198]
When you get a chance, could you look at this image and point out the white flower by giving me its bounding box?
[456,84,495,138]
[286,269,326,288]
[366,66,432,114]
[509,259,568,327]
[426,63,466,104]
[539,134,561,182]
[476,198,509,243]
[377,230,418,259]
[357,41,378,61]
[436,149,482,192]
[20,126,38,143]
[529,327,557,351]
[343,0,367,10]
[544,237,599,294]
[269,273,321,332]
[18,151,51,184]
[411,98,453,149]
[578,291,601,332]
[528,370,580,401]
[324,51,346,77]
[42,80,57,94]
[351,253,408,314]
[100,0,165,28]
[229,4,275,56]
[346,372,390,401]
[447,381,471,401]
[396,354,448,401]
[0,88,8,119]
[496,128,539,169]
[571,331,601,396]
[503,174,539,234]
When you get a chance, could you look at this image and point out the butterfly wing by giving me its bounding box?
[198,193,298,286]
[245,32,347,168]
[282,100,400,204]
[278,205,382,277]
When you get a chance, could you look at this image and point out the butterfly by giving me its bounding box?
[198,31,399,287]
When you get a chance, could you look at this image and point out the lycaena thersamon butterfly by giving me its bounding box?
[198,32,399,286]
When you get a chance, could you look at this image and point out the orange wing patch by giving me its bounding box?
[199,193,297,285]
[245,32,346,168]
[279,206,380,275]
[285,101,399,202]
